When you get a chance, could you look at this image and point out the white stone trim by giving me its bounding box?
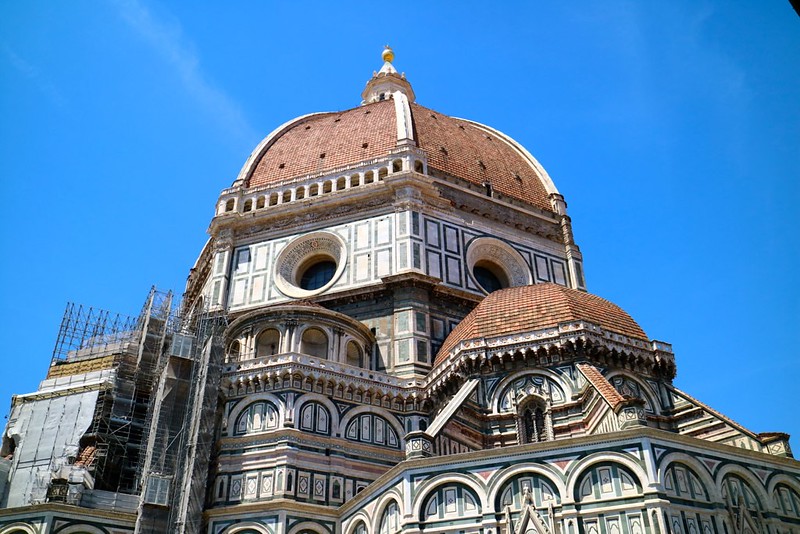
[465,237,532,293]
[486,462,567,508]
[489,368,572,414]
[392,91,414,142]
[411,472,488,521]
[235,112,327,184]
[564,451,651,502]
[224,392,286,437]
[456,118,561,197]
[339,405,406,448]
[273,231,348,299]
[656,451,720,502]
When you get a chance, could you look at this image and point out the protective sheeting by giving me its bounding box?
[81,488,139,512]
[4,388,100,507]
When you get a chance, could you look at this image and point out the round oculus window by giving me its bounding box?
[466,237,531,294]
[274,231,347,298]
[473,264,506,293]
[299,260,336,291]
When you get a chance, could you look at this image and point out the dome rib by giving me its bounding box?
[236,97,559,212]
[410,103,554,211]
[434,284,648,365]
[245,99,398,188]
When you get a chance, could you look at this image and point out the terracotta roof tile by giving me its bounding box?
[672,386,758,440]
[74,445,96,467]
[247,100,397,187]
[576,362,625,409]
[435,283,648,364]
[411,103,552,212]
[242,99,554,211]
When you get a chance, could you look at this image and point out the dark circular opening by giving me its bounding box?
[473,266,505,293]
[299,260,336,290]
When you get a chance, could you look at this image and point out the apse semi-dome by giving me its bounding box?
[435,283,649,365]
[236,88,558,213]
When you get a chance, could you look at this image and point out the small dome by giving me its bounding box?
[434,283,648,365]
[239,100,556,212]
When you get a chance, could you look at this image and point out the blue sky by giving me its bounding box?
[1,2,798,449]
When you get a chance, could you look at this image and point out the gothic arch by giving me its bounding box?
[766,473,800,497]
[769,477,800,518]
[490,369,570,414]
[565,451,649,500]
[0,524,38,534]
[411,473,488,519]
[287,521,330,534]
[225,392,286,436]
[298,326,331,359]
[343,336,365,367]
[340,405,405,445]
[371,490,404,534]
[54,526,108,534]
[254,326,284,357]
[715,464,769,509]
[344,513,372,534]
[293,393,341,435]
[656,452,719,502]
[488,462,566,507]
[604,371,659,413]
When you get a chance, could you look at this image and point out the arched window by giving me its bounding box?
[473,264,505,293]
[256,329,280,357]
[299,402,330,435]
[498,473,560,511]
[422,484,481,523]
[228,340,241,362]
[300,261,335,290]
[722,474,764,533]
[663,463,709,501]
[610,375,655,414]
[344,413,399,448]
[301,328,328,359]
[352,521,367,534]
[517,398,550,444]
[774,483,800,517]
[722,474,762,511]
[379,501,401,534]
[346,340,362,367]
[235,401,279,435]
[576,462,641,502]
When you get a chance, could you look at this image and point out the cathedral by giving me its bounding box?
[1,48,798,534]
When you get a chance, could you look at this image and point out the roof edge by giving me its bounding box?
[234,112,330,187]
[454,117,561,198]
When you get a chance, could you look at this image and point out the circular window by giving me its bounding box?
[300,260,336,290]
[466,237,531,294]
[473,263,507,293]
[274,231,347,298]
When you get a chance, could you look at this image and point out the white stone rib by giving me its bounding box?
[425,377,480,438]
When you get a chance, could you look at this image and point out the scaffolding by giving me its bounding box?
[31,287,225,532]
[134,304,227,534]
[170,310,227,534]
[47,288,174,506]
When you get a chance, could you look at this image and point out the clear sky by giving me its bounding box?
[1,2,798,449]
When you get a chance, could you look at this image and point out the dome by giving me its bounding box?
[434,283,648,365]
[236,100,558,213]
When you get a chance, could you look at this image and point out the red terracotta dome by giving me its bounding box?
[237,99,557,213]
[434,283,648,365]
